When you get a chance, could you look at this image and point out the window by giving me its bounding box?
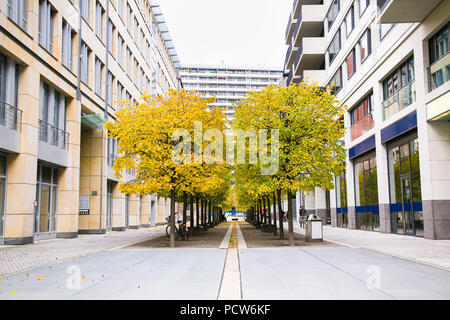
[126,3,132,32]
[350,92,374,140]
[382,56,415,119]
[35,162,59,233]
[345,6,355,37]
[0,153,6,237]
[360,29,372,62]
[81,0,90,22]
[380,23,394,40]
[95,57,104,96]
[328,29,341,64]
[117,0,123,18]
[39,82,67,149]
[358,0,370,16]
[126,47,131,76]
[117,34,124,66]
[117,81,123,109]
[328,67,342,94]
[327,0,340,31]
[0,54,20,130]
[428,23,450,91]
[7,0,28,31]
[107,72,113,106]
[38,0,55,53]
[62,20,74,71]
[134,17,139,41]
[80,42,90,84]
[95,2,104,40]
[347,49,356,79]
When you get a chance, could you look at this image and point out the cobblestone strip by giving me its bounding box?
[0,228,165,276]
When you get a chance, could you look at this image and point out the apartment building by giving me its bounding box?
[0,0,180,245]
[284,0,450,239]
[180,65,283,121]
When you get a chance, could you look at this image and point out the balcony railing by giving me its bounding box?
[285,13,293,42]
[428,51,450,92]
[294,41,304,71]
[287,69,294,86]
[351,113,374,141]
[39,120,69,150]
[0,100,22,131]
[383,81,416,120]
[292,9,303,44]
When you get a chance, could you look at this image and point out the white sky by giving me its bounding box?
[156,0,292,70]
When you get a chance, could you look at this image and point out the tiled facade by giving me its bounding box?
[0,0,180,245]
[284,0,450,239]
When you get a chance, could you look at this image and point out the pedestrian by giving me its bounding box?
[299,206,307,217]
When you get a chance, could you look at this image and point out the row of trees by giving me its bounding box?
[105,89,231,247]
[233,82,346,246]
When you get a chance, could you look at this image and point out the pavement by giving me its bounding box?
[1,222,450,300]
[284,222,450,271]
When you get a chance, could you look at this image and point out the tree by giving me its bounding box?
[234,83,346,246]
[105,89,228,247]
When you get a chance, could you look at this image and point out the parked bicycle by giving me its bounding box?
[166,215,190,241]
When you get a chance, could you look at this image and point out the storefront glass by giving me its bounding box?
[354,154,380,231]
[35,162,58,235]
[335,170,348,228]
[388,137,423,237]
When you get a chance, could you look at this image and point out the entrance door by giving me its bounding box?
[400,176,414,235]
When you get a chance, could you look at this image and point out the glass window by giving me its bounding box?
[95,1,104,39]
[335,170,348,228]
[7,0,29,31]
[328,29,341,64]
[388,137,423,237]
[328,67,342,94]
[81,0,90,22]
[35,162,58,234]
[327,0,340,31]
[62,20,74,70]
[360,29,372,62]
[380,23,394,40]
[38,0,55,53]
[345,6,355,37]
[347,49,356,79]
[0,154,5,237]
[359,0,370,16]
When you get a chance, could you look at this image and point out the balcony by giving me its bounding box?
[428,51,450,92]
[382,81,416,120]
[0,101,22,153]
[377,0,442,23]
[302,70,326,86]
[351,114,374,141]
[39,120,69,150]
[285,12,297,44]
[293,37,326,76]
[292,4,325,48]
[284,42,298,71]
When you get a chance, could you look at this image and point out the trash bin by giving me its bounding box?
[305,214,323,242]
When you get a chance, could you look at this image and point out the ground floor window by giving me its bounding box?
[354,153,380,231]
[0,154,7,237]
[336,170,348,228]
[125,194,129,228]
[388,135,423,237]
[106,181,114,229]
[35,162,58,234]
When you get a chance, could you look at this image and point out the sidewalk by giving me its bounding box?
[0,227,165,276]
[284,222,450,271]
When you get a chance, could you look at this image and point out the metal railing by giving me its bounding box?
[428,51,450,92]
[351,113,374,141]
[382,81,416,120]
[0,100,22,131]
[294,41,304,71]
[38,120,69,150]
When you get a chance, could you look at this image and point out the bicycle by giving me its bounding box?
[165,215,190,241]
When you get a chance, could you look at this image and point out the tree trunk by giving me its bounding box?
[182,192,187,240]
[277,189,284,240]
[208,200,212,226]
[170,190,176,248]
[287,190,294,247]
[267,196,272,228]
[190,195,194,229]
[196,197,200,228]
[262,197,267,226]
[272,192,277,236]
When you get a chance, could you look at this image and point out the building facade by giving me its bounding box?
[180,65,283,121]
[284,0,450,239]
[0,0,180,245]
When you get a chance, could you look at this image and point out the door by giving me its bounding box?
[106,182,113,230]
[400,176,414,235]
[125,195,129,229]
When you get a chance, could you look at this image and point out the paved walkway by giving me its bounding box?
[0,227,165,276]
[284,222,450,271]
[1,222,450,300]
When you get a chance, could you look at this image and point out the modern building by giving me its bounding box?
[180,65,283,121]
[284,0,449,239]
[0,0,181,245]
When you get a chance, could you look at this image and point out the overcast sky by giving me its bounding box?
[156,0,292,70]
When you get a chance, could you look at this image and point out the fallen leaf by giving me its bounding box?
[11,292,16,294]
[37,276,44,280]
[82,275,86,279]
